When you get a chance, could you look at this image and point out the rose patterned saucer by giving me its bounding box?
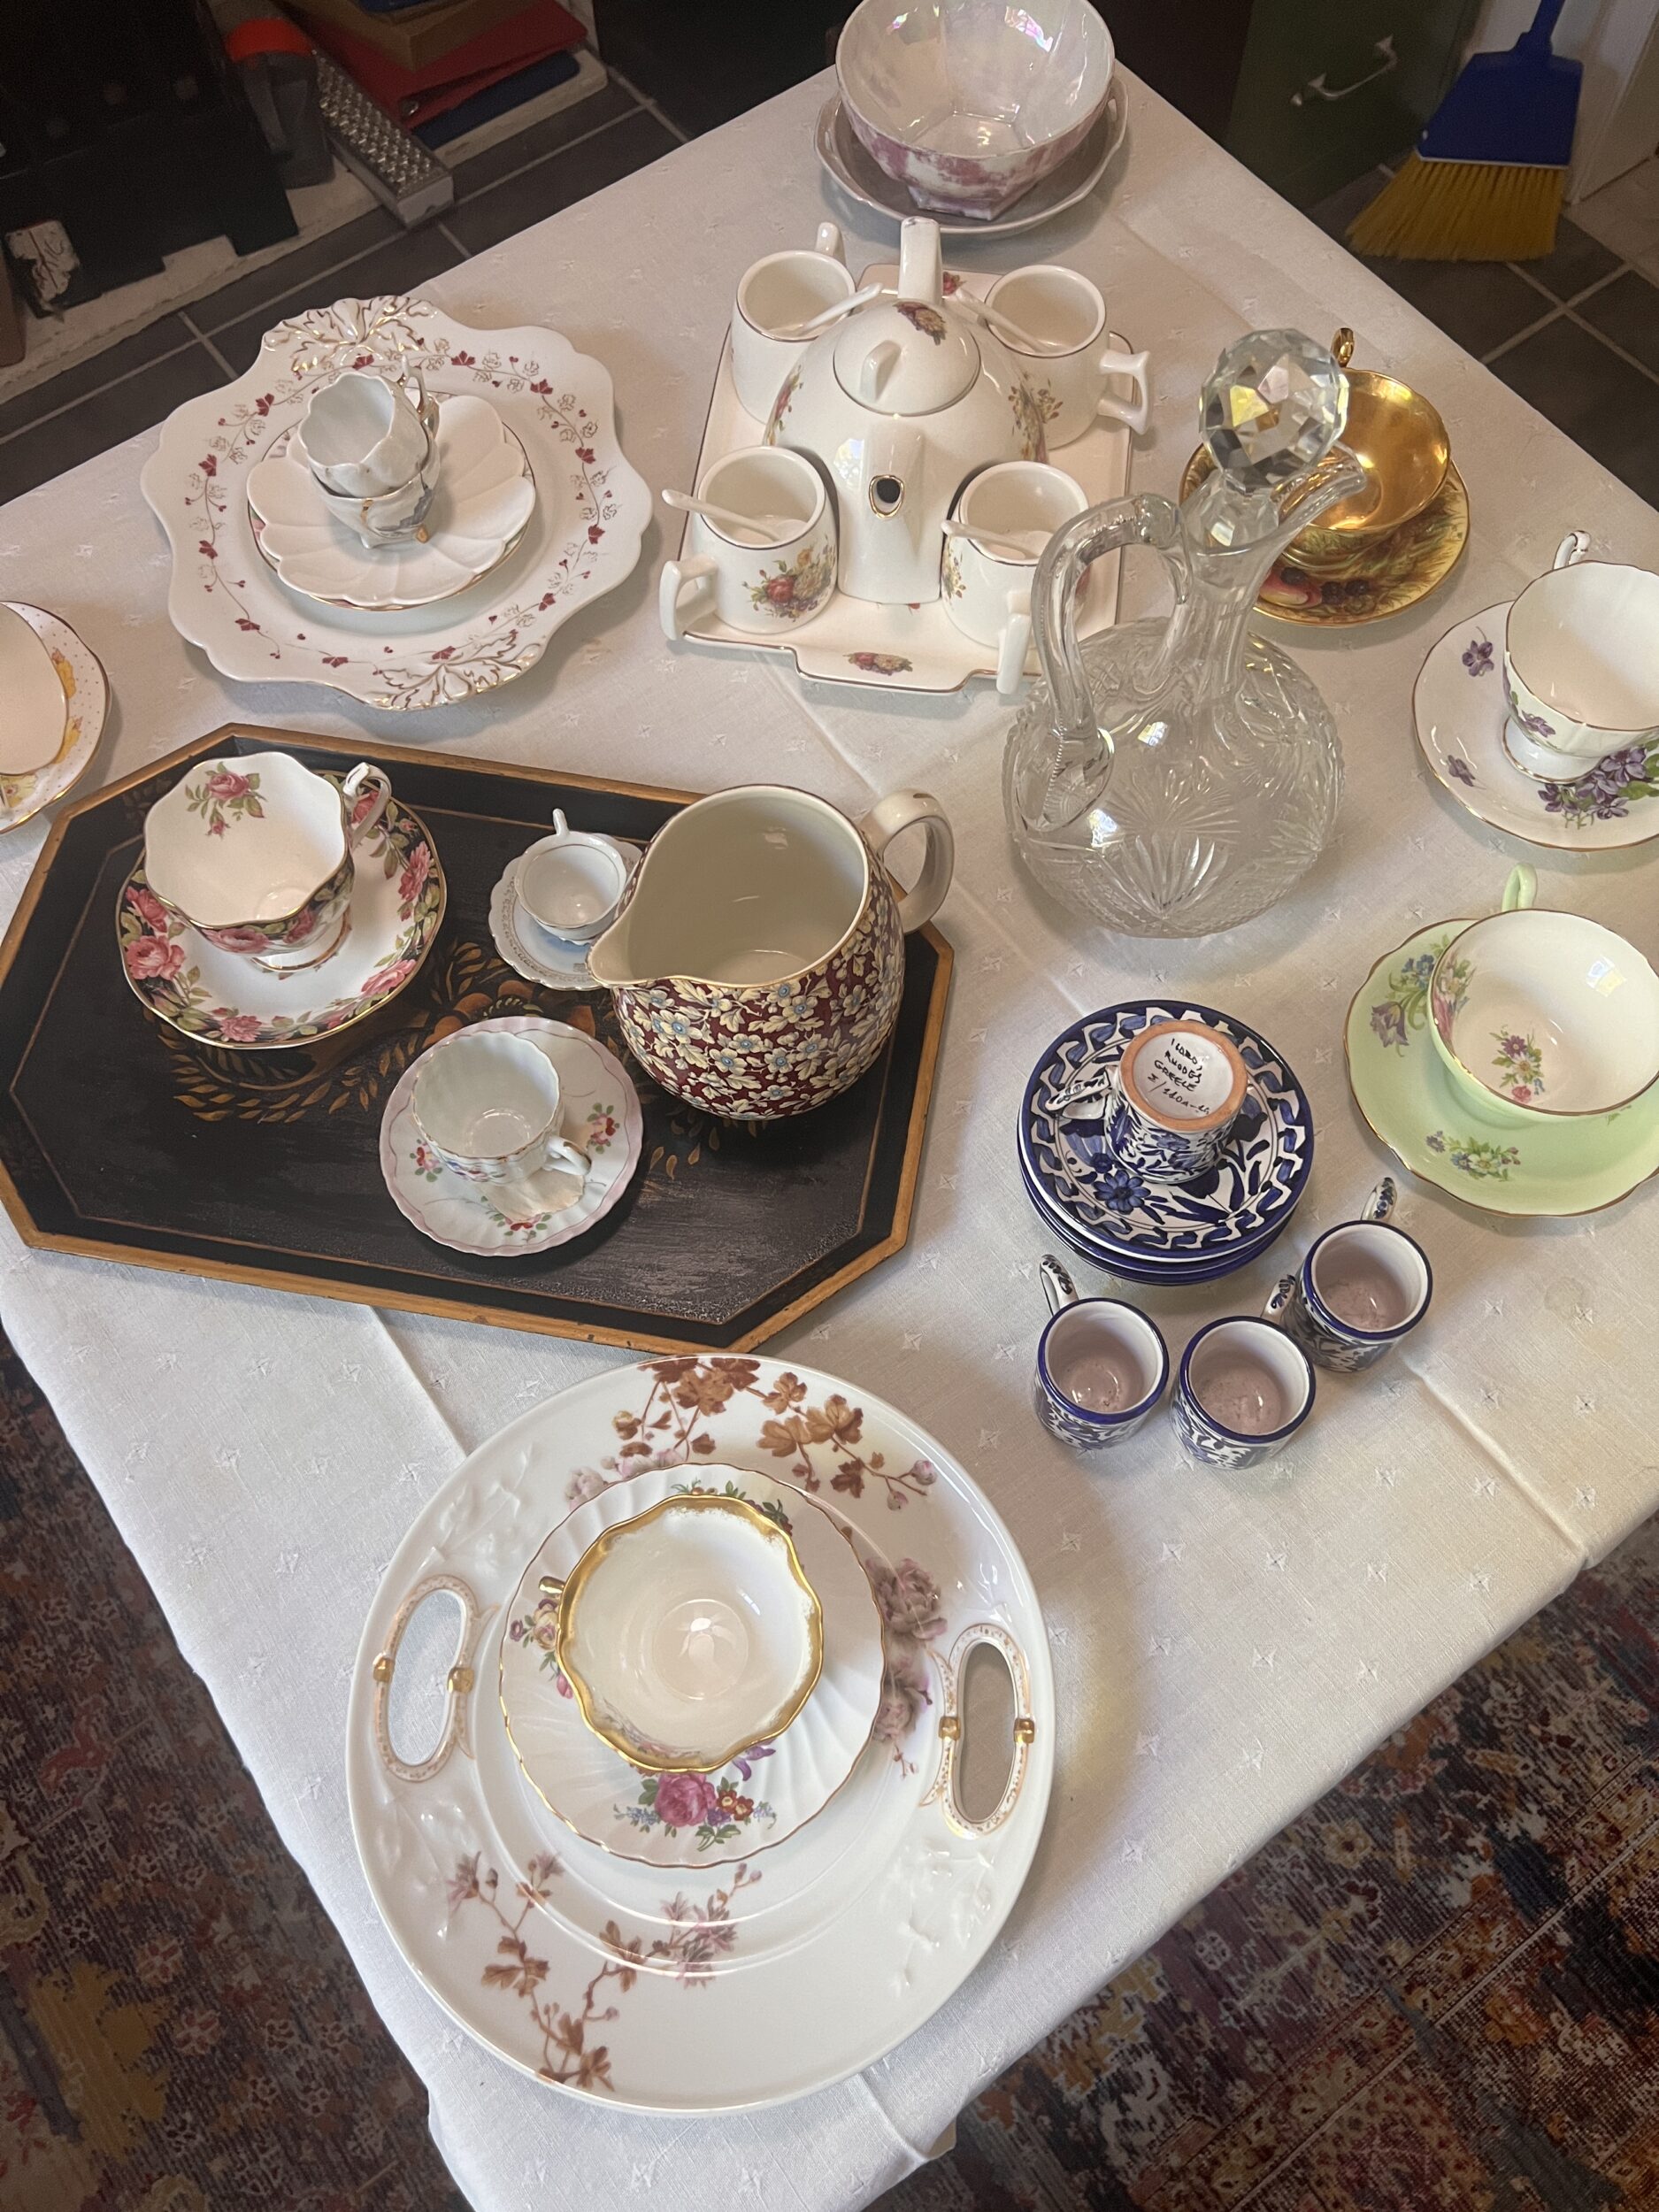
[1347,919,1659,1217]
[500,1465,885,1868]
[1414,600,1659,852]
[117,785,443,1048]
[488,841,641,992]
[380,1015,641,1256]
[0,605,108,836]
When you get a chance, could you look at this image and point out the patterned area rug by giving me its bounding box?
[2,1328,1655,2212]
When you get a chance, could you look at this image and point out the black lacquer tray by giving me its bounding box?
[0,726,950,1352]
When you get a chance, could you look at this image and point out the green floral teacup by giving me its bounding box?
[1428,863,1659,1127]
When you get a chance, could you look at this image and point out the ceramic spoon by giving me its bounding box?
[770,281,883,340]
[660,489,799,545]
[941,519,1051,562]
[954,295,1069,356]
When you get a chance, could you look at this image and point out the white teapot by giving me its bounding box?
[763,219,1046,606]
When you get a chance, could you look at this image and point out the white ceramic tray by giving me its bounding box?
[348,1355,1052,2111]
[672,263,1131,695]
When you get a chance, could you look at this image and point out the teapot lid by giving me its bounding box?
[831,218,980,417]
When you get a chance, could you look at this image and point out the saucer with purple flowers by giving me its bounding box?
[1414,602,1659,851]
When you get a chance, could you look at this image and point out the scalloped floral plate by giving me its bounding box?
[140,295,650,710]
[501,1464,884,1868]
[1347,919,1659,1217]
[1413,599,1659,851]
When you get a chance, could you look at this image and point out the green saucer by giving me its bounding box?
[1345,919,1659,1218]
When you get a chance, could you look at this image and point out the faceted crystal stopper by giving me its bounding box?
[1201,330,1348,488]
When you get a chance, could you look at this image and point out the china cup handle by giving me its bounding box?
[1553,530,1590,571]
[541,1135,591,1181]
[814,220,844,264]
[1263,1275,1297,1325]
[860,789,955,931]
[1363,1176,1397,1224]
[1040,1254,1079,1316]
[369,1571,493,1786]
[995,591,1032,698]
[1502,864,1536,914]
[659,556,718,641]
[1095,345,1152,436]
[342,763,392,845]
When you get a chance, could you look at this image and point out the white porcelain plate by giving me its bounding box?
[141,295,650,710]
[380,1016,641,1256]
[1414,600,1659,851]
[247,396,535,611]
[347,1356,1051,2111]
[502,1465,884,1867]
[0,605,109,835]
[815,81,1126,238]
[488,842,641,993]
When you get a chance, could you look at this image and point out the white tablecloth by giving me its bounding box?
[2,66,1655,2212]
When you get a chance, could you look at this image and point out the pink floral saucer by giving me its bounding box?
[380,1015,641,1256]
[117,785,443,1048]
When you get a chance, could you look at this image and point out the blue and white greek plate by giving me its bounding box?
[1023,1165,1293,1285]
[1018,1002,1314,1273]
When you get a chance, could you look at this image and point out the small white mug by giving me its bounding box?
[515,810,632,944]
[984,265,1151,448]
[411,1030,591,1194]
[660,447,836,641]
[941,461,1087,695]
[1502,530,1659,780]
[731,224,854,420]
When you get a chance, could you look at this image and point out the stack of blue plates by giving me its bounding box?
[1018,1000,1314,1285]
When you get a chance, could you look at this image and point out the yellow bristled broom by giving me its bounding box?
[1348,0,1580,260]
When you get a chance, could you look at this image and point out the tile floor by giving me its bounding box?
[1,83,1656,515]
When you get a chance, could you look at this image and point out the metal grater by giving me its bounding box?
[313,53,455,227]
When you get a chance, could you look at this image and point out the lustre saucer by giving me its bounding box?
[1020,1001,1313,1271]
[488,843,641,991]
[1347,919,1659,1217]
[1414,599,1659,851]
[380,1015,641,1256]
[500,1464,885,1868]
[118,783,443,1048]
[0,606,108,835]
[247,396,535,611]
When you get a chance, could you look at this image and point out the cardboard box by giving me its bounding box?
[298,0,581,102]
[287,0,541,74]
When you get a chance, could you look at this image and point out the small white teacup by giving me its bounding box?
[732,224,855,419]
[1503,532,1659,780]
[660,447,836,641]
[515,810,632,944]
[412,1030,592,1195]
[983,265,1152,447]
[300,368,440,546]
[1429,863,1659,1127]
[942,461,1087,695]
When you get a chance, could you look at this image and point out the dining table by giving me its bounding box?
[2,58,1657,2212]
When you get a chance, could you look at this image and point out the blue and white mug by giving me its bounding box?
[1033,1256,1168,1450]
[1172,1316,1314,1469]
[1103,1017,1248,1186]
[1265,1178,1432,1373]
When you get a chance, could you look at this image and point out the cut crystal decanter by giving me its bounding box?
[1002,329,1369,938]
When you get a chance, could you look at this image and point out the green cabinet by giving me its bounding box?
[1225,0,1481,207]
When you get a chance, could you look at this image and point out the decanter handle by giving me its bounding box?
[1020,494,1186,835]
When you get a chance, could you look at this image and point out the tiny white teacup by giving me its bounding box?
[300,368,441,547]
[660,447,837,641]
[1172,1317,1315,1469]
[143,750,391,969]
[411,1029,592,1195]
[732,224,856,419]
[942,461,1087,695]
[535,1491,823,1771]
[1033,1256,1168,1450]
[1503,531,1659,780]
[1430,864,1659,1127]
[1264,1179,1432,1374]
[983,265,1152,447]
[514,810,633,944]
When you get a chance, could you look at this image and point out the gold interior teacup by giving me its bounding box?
[1287,328,1449,577]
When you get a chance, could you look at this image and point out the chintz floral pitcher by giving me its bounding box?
[587,784,953,1119]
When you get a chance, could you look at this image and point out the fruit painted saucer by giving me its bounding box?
[501,1464,885,1868]
[1414,600,1659,851]
[0,605,109,835]
[117,786,443,1048]
[488,843,641,992]
[1347,919,1659,1217]
[380,1015,641,1256]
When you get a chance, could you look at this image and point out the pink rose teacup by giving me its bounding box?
[142,749,392,970]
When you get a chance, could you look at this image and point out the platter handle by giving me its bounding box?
[925,1620,1037,1838]
[368,1571,495,1785]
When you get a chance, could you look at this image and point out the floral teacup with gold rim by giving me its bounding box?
[1429,864,1659,1128]
[142,749,391,970]
[535,1491,824,1773]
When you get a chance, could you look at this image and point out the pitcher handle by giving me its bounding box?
[1017,493,1186,837]
[861,790,955,932]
